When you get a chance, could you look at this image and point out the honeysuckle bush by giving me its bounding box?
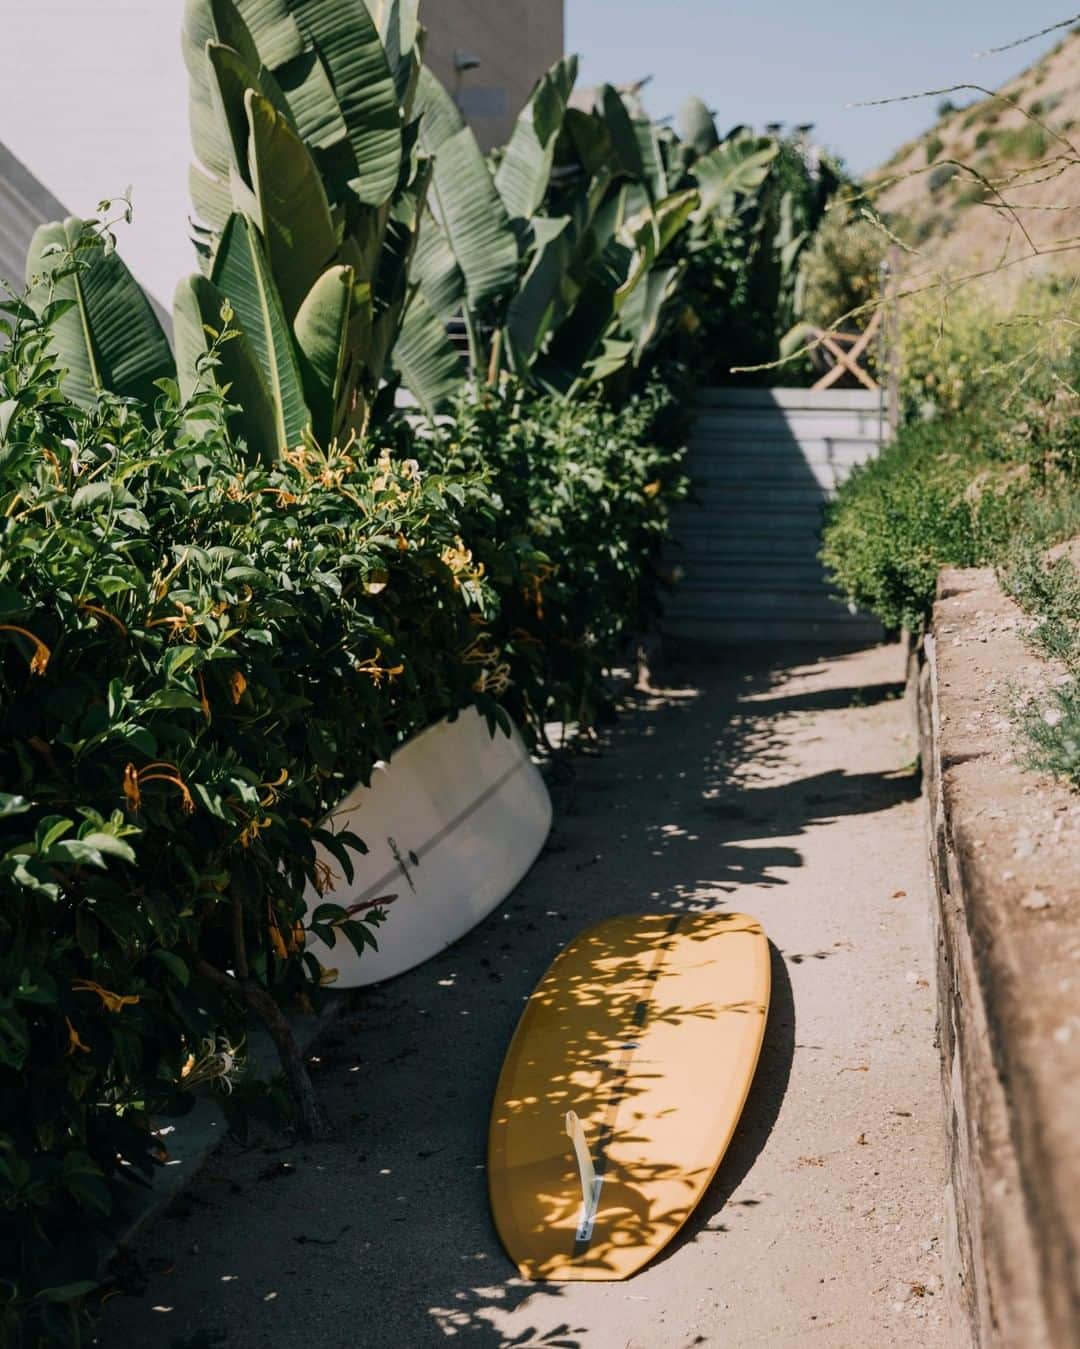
[0,295,507,1344]
[417,375,692,736]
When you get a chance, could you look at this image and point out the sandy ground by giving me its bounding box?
[95,642,964,1349]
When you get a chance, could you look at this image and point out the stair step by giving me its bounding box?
[688,436,878,465]
[696,386,883,412]
[693,414,884,440]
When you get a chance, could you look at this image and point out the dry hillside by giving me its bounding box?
[868,27,1080,299]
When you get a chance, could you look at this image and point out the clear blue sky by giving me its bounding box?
[566,2,1073,173]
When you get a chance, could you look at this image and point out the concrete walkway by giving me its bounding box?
[96,643,963,1349]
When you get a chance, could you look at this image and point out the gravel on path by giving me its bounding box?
[96,641,964,1349]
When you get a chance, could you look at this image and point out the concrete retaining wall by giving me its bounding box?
[919,566,1080,1347]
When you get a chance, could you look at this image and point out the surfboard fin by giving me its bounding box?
[565,1110,603,1243]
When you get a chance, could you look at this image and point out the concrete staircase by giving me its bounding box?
[664,387,886,646]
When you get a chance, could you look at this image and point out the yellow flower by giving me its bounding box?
[442,537,486,593]
[65,1017,91,1055]
[72,979,140,1014]
[239,815,272,849]
[259,768,288,807]
[643,480,661,499]
[229,670,248,705]
[122,762,196,816]
[268,923,289,959]
[354,649,404,687]
[0,624,51,675]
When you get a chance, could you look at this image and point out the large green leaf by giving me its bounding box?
[274,47,349,152]
[246,90,338,317]
[564,109,615,180]
[211,213,309,447]
[617,189,699,301]
[409,207,464,318]
[234,0,305,67]
[619,261,685,362]
[289,0,402,205]
[694,136,778,216]
[26,219,175,408]
[598,85,643,180]
[394,289,464,414]
[190,163,233,232]
[173,272,279,460]
[185,0,302,173]
[376,0,420,108]
[633,116,668,202]
[414,65,464,154]
[679,96,719,156]
[368,146,430,375]
[494,55,578,224]
[534,265,626,398]
[292,265,369,443]
[411,76,518,318]
[184,0,232,178]
[207,41,296,189]
[428,127,518,312]
[210,0,262,70]
[505,216,571,373]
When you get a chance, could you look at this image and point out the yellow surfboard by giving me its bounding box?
[488,912,770,1281]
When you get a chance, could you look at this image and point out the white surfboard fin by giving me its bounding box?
[565,1110,603,1243]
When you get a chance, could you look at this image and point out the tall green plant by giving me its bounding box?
[24,213,175,411]
[397,63,706,410]
[178,0,428,450]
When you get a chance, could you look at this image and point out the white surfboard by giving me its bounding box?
[303,707,552,987]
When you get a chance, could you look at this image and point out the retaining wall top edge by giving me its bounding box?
[928,561,1080,1338]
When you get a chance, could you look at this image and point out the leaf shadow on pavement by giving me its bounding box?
[95,643,916,1349]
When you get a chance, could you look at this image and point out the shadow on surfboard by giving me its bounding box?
[488,911,771,1281]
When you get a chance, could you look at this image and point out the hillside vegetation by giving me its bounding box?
[869,27,1080,297]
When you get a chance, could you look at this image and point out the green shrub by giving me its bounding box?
[974,128,993,150]
[1004,549,1080,670]
[995,122,1052,161]
[1016,685,1080,789]
[0,296,503,1342]
[820,418,1024,631]
[1028,92,1063,118]
[797,198,884,330]
[927,162,958,192]
[420,380,691,733]
[823,286,1080,633]
[1005,547,1080,790]
[925,133,945,164]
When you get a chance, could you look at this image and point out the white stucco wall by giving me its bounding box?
[5,1,193,307]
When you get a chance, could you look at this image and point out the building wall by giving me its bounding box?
[423,0,565,150]
[0,1,565,308]
[0,144,69,291]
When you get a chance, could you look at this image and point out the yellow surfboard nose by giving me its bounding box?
[487,911,771,1281]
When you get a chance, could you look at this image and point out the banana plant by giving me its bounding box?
[25,218,175,409]
[177,0,429,453]
[397,62,705,410]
